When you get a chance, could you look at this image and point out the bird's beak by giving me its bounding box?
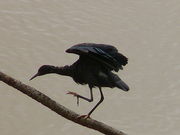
[29,73,39,80]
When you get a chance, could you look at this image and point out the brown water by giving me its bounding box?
[0,0,180,135]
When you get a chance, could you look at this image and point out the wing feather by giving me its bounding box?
[66,43,128,72]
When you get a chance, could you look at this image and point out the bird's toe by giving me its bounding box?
[77,114,91,119]
[66,91,80,106]
[66,91,78,96]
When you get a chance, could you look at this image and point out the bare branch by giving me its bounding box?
[0,71,127,135]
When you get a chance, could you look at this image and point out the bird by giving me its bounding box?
[30,43,129,118]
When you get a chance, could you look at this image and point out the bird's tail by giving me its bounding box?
[115,79,129,91]
[110,72,129,91]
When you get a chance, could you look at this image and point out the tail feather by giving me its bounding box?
[110,72,129,91]
[116,79,129,91]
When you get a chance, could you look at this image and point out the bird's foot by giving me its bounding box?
[77,114,91,119]
[66,91,80,106]
[66,91,78,96]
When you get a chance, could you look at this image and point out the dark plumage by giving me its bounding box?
[30,43,129,118]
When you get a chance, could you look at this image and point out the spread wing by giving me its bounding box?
[66,43,128,72]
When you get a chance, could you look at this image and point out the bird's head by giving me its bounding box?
[30,65,54,80]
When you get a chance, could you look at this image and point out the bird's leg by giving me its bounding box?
[78,87,104,119]
[67,87,93,106]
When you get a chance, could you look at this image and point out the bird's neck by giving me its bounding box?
[49,65,73,77]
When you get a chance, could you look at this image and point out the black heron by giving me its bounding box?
[30,43,129,118]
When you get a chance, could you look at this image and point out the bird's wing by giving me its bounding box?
[66,43,128,72]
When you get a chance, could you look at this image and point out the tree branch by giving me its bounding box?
[0,71,127,135]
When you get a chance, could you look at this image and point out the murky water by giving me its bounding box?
[0,0,180,135]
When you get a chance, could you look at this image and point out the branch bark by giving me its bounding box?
[0,71,127,135]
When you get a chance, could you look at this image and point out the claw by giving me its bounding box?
[66,91,78,96]
[77,97,79,106]
[66,91,80,106]
[77,114,91,119]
